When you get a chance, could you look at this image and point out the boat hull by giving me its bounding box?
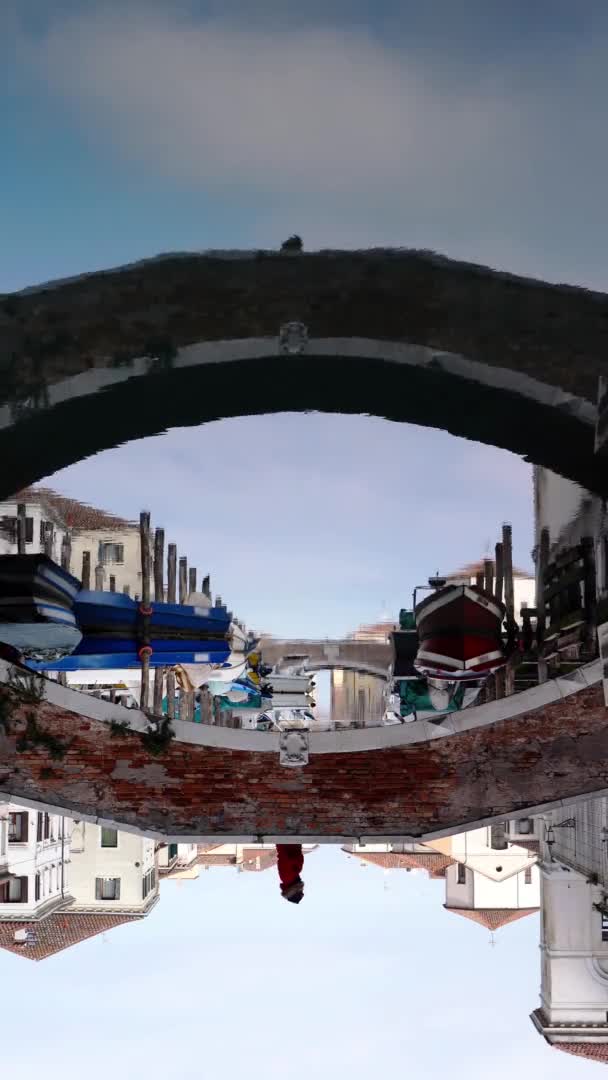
[414,584,506,680]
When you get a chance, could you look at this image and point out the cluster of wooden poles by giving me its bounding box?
[475,522,517,699]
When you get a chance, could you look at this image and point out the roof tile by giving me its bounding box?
[444,907,538,931]
[0,912,139,961]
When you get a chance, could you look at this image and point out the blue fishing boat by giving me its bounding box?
[74,590,232,637]
[0,558,236,673]
[28,643,232,672]
[0,554,82,662]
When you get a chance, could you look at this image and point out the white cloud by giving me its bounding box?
[22,7,521,200]
[13,4,608,285]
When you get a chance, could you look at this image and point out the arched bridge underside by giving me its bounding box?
[1,659,607,841]
[2,249,608,497]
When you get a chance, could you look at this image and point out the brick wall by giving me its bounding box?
[1,682,608,838]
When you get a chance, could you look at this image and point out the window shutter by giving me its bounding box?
[114,878,121,901]
[95,878,102,900]
[22,814,29,843]
[35,874,40,901]
[20,877,28,903]
[37,813,43,842]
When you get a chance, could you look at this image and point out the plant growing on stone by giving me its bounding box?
[140,716,174,756]
[16,713,71,761]
[109,719,131,737]
[6,670,45,705]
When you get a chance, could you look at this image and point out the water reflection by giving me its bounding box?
[4,791,608,1066]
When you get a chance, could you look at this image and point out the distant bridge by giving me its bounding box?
[258,637,392,676]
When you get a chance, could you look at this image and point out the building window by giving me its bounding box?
[43,813,50,841]
[8,812,28,843]
[516,818,532,835]
[99,542,124,565]
[457,864,467,885]
[100,827,118,848]
[602,913,608,942]
[0,877,28,903]
[37,812,43,842]
[142,868,156,899]
[95,878,120,900]
[1,515,33,544]
[35,873,40,901]
[524,866,533,884]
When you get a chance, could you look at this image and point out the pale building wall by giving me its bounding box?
[437,826,538,883]
[473,866,540,908]
[445,863,475,908]
[70,526,145,596]
[0,498,69,564]
[445,863,539,909]
[68,821,157,911]
[539,864,608,1025]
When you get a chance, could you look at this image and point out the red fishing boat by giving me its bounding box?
[414,583,507,681]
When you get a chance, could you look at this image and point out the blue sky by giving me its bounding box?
[1,5,604,1073]
[2,0,608,293]
[1,845,589,1080]
[46,415,535,638]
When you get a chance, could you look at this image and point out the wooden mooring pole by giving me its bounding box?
[94,564,104,591]
[60,533,72,573]
[139,511,151,711]
[16,503,27,555]
[177,557,193,717]
[581,535,598,658]
[502,523,515,696]
[43,522,54,560]
[189,567,197,596]
[81,551,91,590]
[483,558,494,595]
[494,542,504,605]
[179,557,188,604]
[153,528,165,716]
[154,529,165,602]
[165,544,177,720]
[537,527,550,683]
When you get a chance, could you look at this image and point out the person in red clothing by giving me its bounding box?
[276,844,304,904]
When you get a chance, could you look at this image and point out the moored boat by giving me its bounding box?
[414,583,506,681]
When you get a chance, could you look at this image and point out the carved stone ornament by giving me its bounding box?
[279,728,310,767]
[279,321,309,355]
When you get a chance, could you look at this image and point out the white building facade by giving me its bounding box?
[530,797,608,1065]
[0,803,72,920]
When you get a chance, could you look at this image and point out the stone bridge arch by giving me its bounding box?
[1,248,607,497]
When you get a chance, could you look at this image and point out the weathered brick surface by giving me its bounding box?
[4,251,608,399]
[1,249,607,496]
[1,683,608,838]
